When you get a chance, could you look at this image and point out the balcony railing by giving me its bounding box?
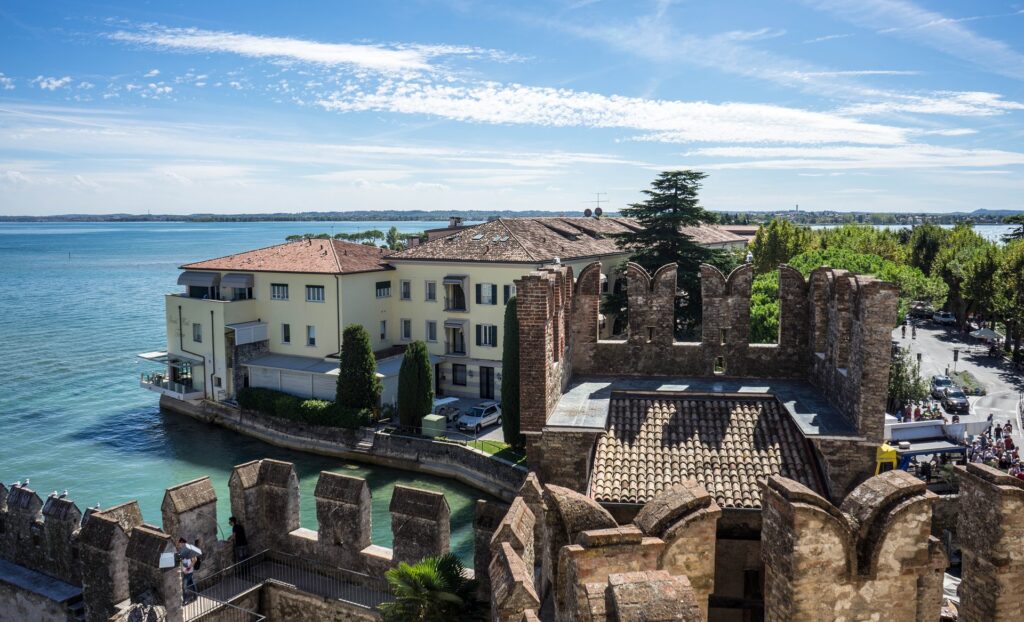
[444,341,467,356]
[444,296,467,312]
[140,373,203,399]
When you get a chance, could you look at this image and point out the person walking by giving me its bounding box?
[229,516,249,562]
[902,324,906,339]
[177,538,197,603]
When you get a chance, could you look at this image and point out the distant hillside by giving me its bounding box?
[0,210,613,223]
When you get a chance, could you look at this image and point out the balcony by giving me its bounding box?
[444,341,467,356]
[140,372,204,400]
[444,296,467,312]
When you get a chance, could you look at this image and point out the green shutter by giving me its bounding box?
[490,284,498,304]
[476,324,482,346]
[490,325,498,346]
[503,285,510,304]
[475,283,482,304]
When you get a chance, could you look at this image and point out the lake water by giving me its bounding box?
[0,221,487,562]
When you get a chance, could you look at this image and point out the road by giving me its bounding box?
[894,321,1024,447]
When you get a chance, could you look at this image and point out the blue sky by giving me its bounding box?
[1,0,1023,215]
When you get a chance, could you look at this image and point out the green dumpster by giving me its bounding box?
[421,414,446,439]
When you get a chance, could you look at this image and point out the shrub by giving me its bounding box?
[338,325,382,411]
[299,399,334,425]
[397,341,433,431]
[237,387,371,429]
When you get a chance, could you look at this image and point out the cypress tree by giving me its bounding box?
[613,170,723,338]
[337,324,381,411]
[397,340,433,431]
[500,297,522,449]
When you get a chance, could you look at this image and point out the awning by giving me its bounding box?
[220,272,254,289]
[177,271,220,287]
[444,319,468,329]
[443,275,468,285]
[137,351,204,364]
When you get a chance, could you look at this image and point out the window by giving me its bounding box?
[426,320,437,342]
[282,323,291,344]
[452,363,467,386]
[376,281,392,298]
[401,319,412,341]
[503,284,516,304]
[379,320,387,341]
[476,283,497,305]
[192,323,202,343]
[306,285,325,303]
[425,281,437,302]
[230,287,253,301]
[476,324,498,347]
[271,283,289,300]
[400,280,411,300]
[306,325,317,347]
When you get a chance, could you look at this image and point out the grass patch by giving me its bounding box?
[951,370,986,395]
[468,439,527,465]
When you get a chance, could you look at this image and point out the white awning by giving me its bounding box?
[220,272,254,289]
[444,319,468,329]
[443,275,468,285]
[137,351,204,364]
[177,271,220,287]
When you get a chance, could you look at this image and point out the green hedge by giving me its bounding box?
[237,387,372,429]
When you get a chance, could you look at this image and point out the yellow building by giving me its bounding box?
[141,216,743,405]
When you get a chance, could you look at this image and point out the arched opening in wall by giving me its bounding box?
[749,271,780,344]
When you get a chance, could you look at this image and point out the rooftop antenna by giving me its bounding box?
[584,192,607,217]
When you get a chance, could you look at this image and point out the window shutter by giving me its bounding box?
[475,283,482,304]
[503,285,510,304]
[490,325,498,346]
[476,324,482,346]
[490,284,498,304]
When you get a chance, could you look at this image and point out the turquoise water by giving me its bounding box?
[0,221,487,562]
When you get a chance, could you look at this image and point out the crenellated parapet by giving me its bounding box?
[315,471,372,570]
[956,463,1024,622]
[125,524,182,622]
[0,482,85,591]
[228,458,300,554]
[625,262,677,347]
[761,470,943,622]
[389,484,451,566]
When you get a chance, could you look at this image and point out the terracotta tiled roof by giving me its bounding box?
[678,225,748,246]
[388,217,634,263]
[181,239,390,274]
[590,395,822,509]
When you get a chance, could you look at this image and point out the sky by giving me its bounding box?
[1,0,1023,215]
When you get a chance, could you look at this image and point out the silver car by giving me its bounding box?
[456,402,502,433]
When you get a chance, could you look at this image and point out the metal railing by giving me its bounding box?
[188,550,392,616]
[140,373,196,396]
[444,341,467,355]
[185,589,265,622]
[443,296,467,312]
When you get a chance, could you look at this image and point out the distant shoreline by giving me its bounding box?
[0,208,1019,225]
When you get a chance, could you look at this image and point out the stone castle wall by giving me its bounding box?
[1,458,456,622]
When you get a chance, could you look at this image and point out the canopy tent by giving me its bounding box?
[176,271,220,287]
[969,327,1000,341]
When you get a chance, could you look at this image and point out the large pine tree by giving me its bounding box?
[397,341,433,431]
[613,170,723,337]
[500,296,522,450]
[337,324,381,411]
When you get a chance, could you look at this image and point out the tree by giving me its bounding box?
[750,219,811,274]
[337,324,382,412]
[931,224,993,328]
[379,554,485,622]
[1004,214,1024,242]
[908,223,948,276]
[811,224,906,263]
[386,226,402,250]
[397,341,433,431]
[888,347,928,413]
[500,297,522,449]
[613,170,723,337]
[994,240,1024,359]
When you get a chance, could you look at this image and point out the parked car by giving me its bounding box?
[941,387,970,414]
[908,301,934,319]
[456,402,502,433]
[930,375,954,399]
[932,311,957,325]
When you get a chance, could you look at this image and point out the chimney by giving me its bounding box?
[448,216,463,228]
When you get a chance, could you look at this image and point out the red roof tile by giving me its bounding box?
[181,239,391,274]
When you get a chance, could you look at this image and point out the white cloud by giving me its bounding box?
[108,25,517,75]
[0,74,14,90]
[144,69,160,77]
[78,81,95,90]
[787,70,920,78]
[803,33,853,44]
[0,170,30,185]
[32,76,73,91]
[841,91,1024,117]
[685,144,1024,170]
[721,28,787,42]
[317,79,908,145]
[803,0,1024,80]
